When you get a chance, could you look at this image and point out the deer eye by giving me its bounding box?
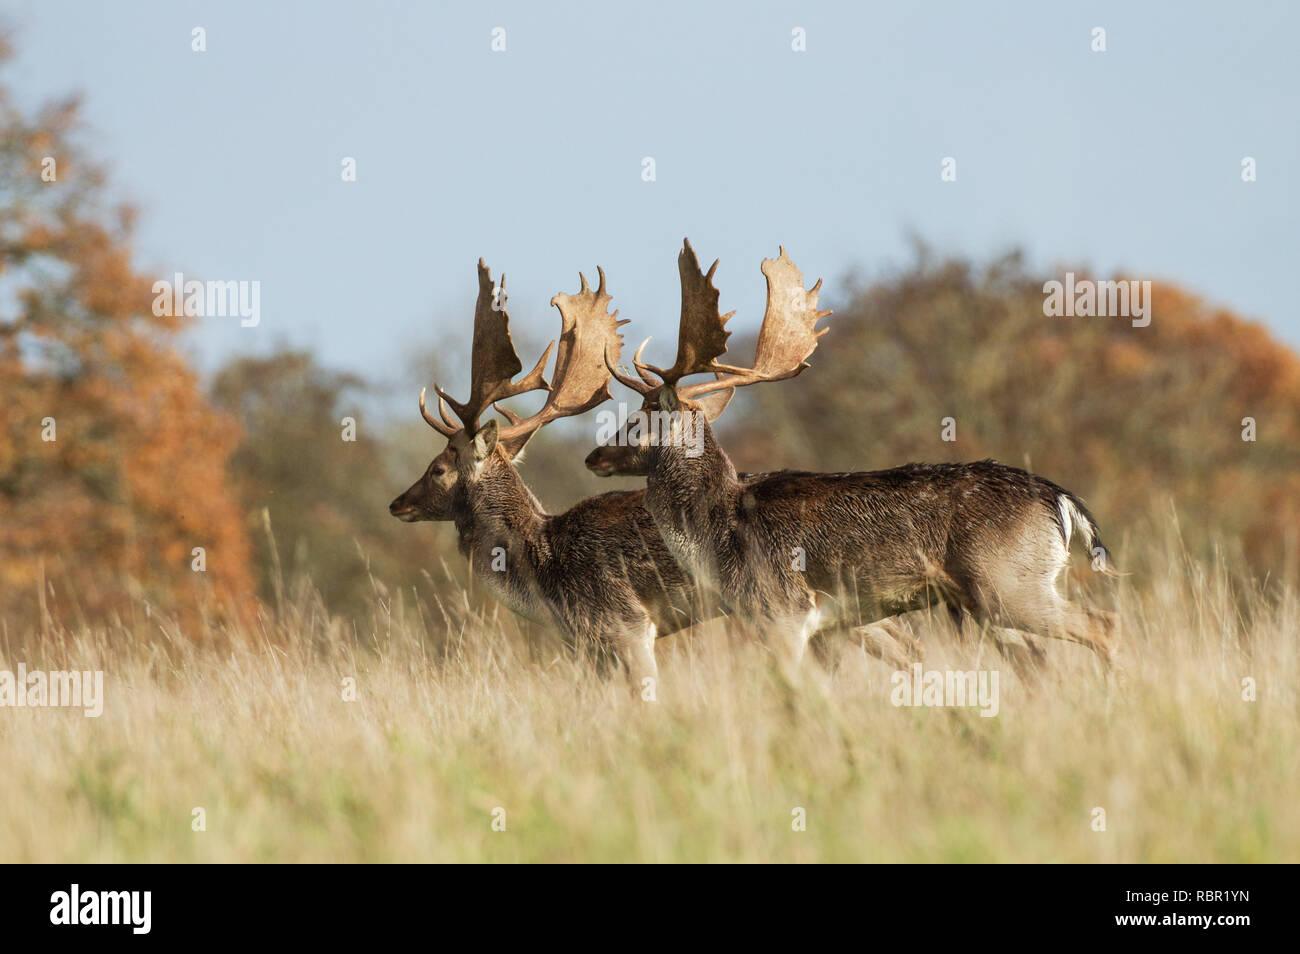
[431,466,446,477]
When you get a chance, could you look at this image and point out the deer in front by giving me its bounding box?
[390,259,738,691]
[585,240,1119,674]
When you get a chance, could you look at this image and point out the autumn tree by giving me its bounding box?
[0,38,255,632]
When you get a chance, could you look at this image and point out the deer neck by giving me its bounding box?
[448,464,553,622]
[642,424,739,580]
[453,464,548,556]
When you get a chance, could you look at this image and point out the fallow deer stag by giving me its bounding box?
[389,259,735,690]
[585,239,1118,673]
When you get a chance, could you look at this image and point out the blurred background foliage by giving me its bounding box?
[3,41,1298,635]
[0,38,252,632]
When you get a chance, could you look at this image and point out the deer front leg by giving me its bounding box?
[614,620,660,701]
[849,617,924,669]
[755,598,822,676]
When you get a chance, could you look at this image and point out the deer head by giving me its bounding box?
[390,259,624,522]
[585,239,830,477]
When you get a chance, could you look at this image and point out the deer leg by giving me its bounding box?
[947,603,971,644]
[810,614,924,672]
[963,526,1117,668]
[950,599,1048,682]
[807,629,846,672]
[849,617,923,669]
[1036,600,1116,665]
[615,620,660,700]
[779,608,818,667]
[986,588,1117,668]
[1063,604,1119,663]
[987,627,1048,683]
[756,600,821,674]
[590,645,616,680]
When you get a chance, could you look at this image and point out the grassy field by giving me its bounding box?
[1,536,1296,863]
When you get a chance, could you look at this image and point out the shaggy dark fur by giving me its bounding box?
[586,390,1118,669]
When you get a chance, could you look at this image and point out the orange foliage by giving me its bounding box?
[0,52,255,634]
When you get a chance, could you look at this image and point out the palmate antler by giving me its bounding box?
[420,259,624,455]
[493,268,626,453]
[423,260,553,435]
[606,239,831,403]
[640,239,736,384]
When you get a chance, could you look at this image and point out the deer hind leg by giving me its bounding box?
[949,603,1046,680]
[988,587,1116,667]
[962,522,1117,667]
[989,627,1049,682]
[1065,604,1119,662]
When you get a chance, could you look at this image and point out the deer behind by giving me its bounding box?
[586,240,1119,672]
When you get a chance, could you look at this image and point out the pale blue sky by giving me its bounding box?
[7,1,1298,402]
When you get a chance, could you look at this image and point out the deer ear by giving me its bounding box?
[472,419,499,460]
[693,388,734,421]
[659,386,680,413]
[500,431,534,460]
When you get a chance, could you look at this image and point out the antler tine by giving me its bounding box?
[492,401,524,426]
[637,238,736,385]
[438,260,554,431]
[437,392,459,430]
[499,267,626,444]
[632,337,661,387]
[419,387,458,437]
[607,339,655,395]
[678,245,832,401]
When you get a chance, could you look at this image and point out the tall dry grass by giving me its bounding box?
[0,527,1295,863]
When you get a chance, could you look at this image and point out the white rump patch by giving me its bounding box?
[1055,494,1094,552]
[1056,496,1074,548]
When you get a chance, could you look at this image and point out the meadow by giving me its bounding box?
[4,4,1298,870]
[2,530,1295,864]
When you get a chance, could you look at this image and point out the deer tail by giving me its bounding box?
[1054,490,1119,576]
